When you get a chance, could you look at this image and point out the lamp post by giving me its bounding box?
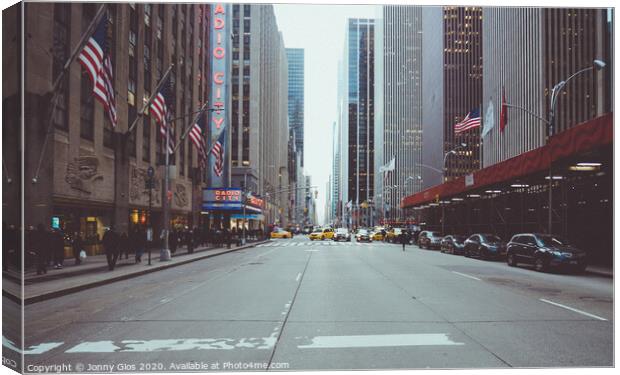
[441,143,467,234]
[545,59,606,234]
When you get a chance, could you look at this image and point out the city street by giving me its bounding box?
[19,237,613,371]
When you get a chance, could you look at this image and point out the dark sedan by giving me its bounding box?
[506,233,587,273]
[441,235,467,255]
[463,234,507,260]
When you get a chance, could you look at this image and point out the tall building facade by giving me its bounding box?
[286,48,305,166]
[482,8,613,167]
[229,4,289,227]
[375,5,423,223]
[9,3,212,250]
[331,121,341,225]
[443,6,483,181]
[338,18,375,227]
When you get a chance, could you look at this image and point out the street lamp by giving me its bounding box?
[440,143,467,234]
[546,59,606,234]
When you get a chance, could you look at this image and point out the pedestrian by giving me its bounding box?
[33,224,49,275]
[399,231,407,252]
[193,227,201,251]
[52,229,65,269]
[72,232,83,265]
[119,231,130,260]
[186,228,194,254]
[102,226,120,271]
[134,228,145,263]
[169,229,178,254]
[223,227,231,248]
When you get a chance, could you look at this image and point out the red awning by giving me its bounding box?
[401,113,613,208]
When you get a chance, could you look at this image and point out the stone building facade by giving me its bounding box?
[6,2,212,254]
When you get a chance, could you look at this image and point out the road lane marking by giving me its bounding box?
[66,337,277,353]
[451,271,481,281]
[539,298,608,321]
[295,273,302,282]
[297,334,465,349]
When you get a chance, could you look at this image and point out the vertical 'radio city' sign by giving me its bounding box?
[210,3,227,128]
[209,3,230,187]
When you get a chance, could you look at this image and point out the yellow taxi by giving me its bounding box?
[271,228,292,239]
[322,228,335,240]
[371,231,384,241]
[309,229,324,241]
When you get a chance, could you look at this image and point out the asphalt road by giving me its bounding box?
[14,236,613,371]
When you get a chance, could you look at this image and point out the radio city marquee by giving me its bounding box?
[203,188,242,211]
[209,3,230,187]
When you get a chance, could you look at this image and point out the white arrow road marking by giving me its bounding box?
[3,336,64,355]
[297,333,465,349]
[539,299,608,321]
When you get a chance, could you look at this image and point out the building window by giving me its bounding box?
[80,73,95,140]
[142,116,151,162]
[128,106,137,157]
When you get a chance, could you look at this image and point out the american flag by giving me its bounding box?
[454,108,481,134]
[78,14,117,127]
[189,110,207,170]
[149,77,175,154]
[210,129,226,177]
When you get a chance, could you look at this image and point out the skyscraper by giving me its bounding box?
[229,4,289,226]
[286,48,305,166]
[375,6,423,223]
[339,18,375,227]
[442,6,483,181]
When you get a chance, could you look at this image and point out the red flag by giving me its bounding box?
[500,87,507,133]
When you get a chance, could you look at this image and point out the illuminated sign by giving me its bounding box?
[209,3,230,188]
[51,216,60,229]
[203,188,242,211]
[247,196,264,208]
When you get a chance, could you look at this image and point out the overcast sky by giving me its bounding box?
[274,4,377,225]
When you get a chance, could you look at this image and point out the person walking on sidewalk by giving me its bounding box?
[72,232,83,265]
[102,226,120,271]
[52,229,65,269]
[133,228,145,263]
[33,224,49,275]
[119,232,129,260]
[169,229,178,254]
[186,227,194,254]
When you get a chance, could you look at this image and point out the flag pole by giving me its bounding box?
[32,5,108,183]
[126,64,174,135]
[50,4,108,94]
[173,102,209,154]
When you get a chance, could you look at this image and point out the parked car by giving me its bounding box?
[506,233,587,273]
[441,235,467,254]
[333,228,351,242]
[270,228,292,239]
[418,231,443,249]
[356,229,372,242]
[463,234,507,260]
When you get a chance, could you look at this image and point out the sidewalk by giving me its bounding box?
[2,239,270,305]
[585,264,613,278]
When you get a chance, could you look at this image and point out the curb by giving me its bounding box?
[10,240,270,305]
[585,268,613,278]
